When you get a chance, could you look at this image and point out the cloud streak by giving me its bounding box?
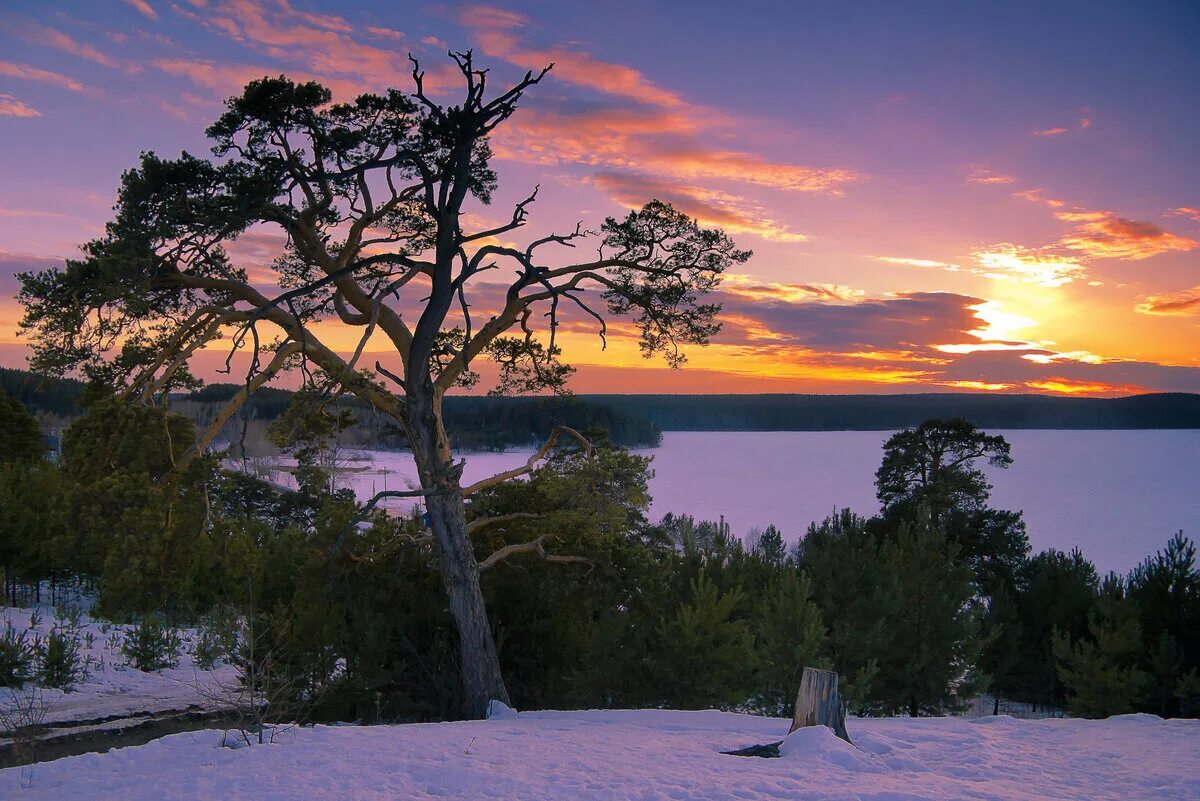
[0,95,41,118]
[592,173,810,243]
[124,0,159,20]
[18,22,122,69]
[0,60,86,92]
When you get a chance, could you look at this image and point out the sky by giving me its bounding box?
[1,0,1198,395]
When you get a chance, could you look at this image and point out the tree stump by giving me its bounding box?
[790,667,851,744]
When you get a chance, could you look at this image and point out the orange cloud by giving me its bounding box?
[124,0,159,20]
[0,60,86,92]
[940,380,1015,391]
[1168,207,1200,222]
[1054,209,1197,260]
[1026,378,1143,395]
[1035,126,1068,136]
[1021,350,1105,365]
[1135,285,1200,316]
[0,95,41,118]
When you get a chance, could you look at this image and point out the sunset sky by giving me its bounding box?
[1,0,1198,395]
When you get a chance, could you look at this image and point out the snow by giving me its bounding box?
[1,605,235,726]
[3,708,1197,800]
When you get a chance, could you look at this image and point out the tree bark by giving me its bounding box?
[406,391,510,719]
[790,667,851,744]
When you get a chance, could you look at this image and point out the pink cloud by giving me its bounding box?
[124,0,159,20]
[1035,126,1068,137]
[0,95,41,118]
[592,173,810,243]
[1013,188,1065,208]
[470,27,687,109]
[366,26,404,41]
[152,57,365,103]
[0,208,70,219]
[0,60,86,92]
[18,22,122,69]
[173,0,411,96]
[966,167,1015,184]
[494,108,857,194]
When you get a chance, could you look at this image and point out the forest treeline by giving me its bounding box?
[6,369,1199,450]
[0,368,662,450]
[2,386,1197,723]
[591,392,1200,430]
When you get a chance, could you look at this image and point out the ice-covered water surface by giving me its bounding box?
[296,429,1199,575]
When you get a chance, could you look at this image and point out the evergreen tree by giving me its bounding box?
[876,418,1011,525]
[59,394,220,614]
[651,573,756,709]
[1014,549,1098,708]
[872,521,984,716]
[796,509,889,710]
[0,389,43,464]
[751,524,787,567]
[1054,575,1147,718]
[1127,532,1199,717]
[751,569,827,714]
[980,582,1025,709]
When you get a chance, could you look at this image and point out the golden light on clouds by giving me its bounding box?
[1135,285,1200,316]
[1027,378,1144,395]
[973,247,1086,287]
[1021,350,1105,365]
[1054,210,1198,260]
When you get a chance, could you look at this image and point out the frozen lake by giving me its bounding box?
[324,430,1199,575]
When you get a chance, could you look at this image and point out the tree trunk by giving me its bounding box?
[790,667,851,744]
[407,394,510,719]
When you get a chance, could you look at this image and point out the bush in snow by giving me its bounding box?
[122,616,183,672]
[39,629,85,690]
[1,621,36,687]
[191,613,238,671]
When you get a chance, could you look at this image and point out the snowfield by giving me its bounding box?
[3,708,1197,800]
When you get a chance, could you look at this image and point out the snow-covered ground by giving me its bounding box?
[3,707,1197,800]
[1,605,234,726]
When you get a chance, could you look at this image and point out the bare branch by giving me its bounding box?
[459,185,539,246]
[187,340,305,460]
[466,512,541,534]
[462,425,591,496]
[328,487,441,557]
[478,533,592,572]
